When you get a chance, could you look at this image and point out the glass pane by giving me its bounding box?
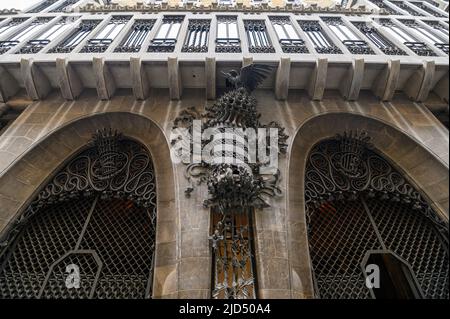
[217,22,227,38]
[228,22,238,38]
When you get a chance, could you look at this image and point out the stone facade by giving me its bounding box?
[0,0,448,299]
[0,88,448,298]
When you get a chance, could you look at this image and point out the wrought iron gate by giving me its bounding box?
[305,132,449,299]
[210,207,258,299]
[0,130,157,299]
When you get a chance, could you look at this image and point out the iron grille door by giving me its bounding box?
[0,134,157,299]
[367,198,449,299]
[211,208,258,299]
[0,196,155,299]
[308,199,383,299]
[305,134,449,299]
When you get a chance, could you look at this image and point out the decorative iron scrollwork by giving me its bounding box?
[304,131,448,240]
[0,130,157,258]
[0,131,157,299]
[172,64,287,299]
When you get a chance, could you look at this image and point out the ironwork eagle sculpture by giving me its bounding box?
[221,63,273,92]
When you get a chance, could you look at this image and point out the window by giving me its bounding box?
[216,16,241,53]
[27,0,58,13]
[114,20,155,53]
[0,18,29,38]
[182,19,210,53]
[389,1,424,16]
[368,0,402,15]
[244,20,274,53]
[322,17,375,54]
[423,20,449,38]
[148,16,184,53]
[298,20,342,54]
[251,0,268,5]
[48,20,101,53]
[400,19,448,55]
[353,22,406,55]
[218,0,235,6]
[270,16,308,53]
[379,19,437,56]
[81,16,131,53]
[17,16,78,54]
[0,17,53,55]
[49,0,79,12]
[409,1,447,17]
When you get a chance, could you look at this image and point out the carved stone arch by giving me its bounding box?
[286,112,449,299]
[0,112,178,298]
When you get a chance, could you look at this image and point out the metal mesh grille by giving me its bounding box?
[40,252,101,299]
[308,200,382,299]
[79,198,155,299]
[305,137,449,299]
[367,199,449,299]
[0,197,155,299]
[0,138,157,299]
[0,198,92,298]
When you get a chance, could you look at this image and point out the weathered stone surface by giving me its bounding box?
[0,88,447,299]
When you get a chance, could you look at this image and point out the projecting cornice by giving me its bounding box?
[0,57,448,104]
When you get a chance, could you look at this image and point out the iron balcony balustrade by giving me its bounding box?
[244,20,275,53]
[322,17,375,55]
[0,17,54,55]
[353,22,406,55]
[48,20,101,53]
[400,19,448,54]
[114,20,155,53]
[148,16,184,53]
[298,20,342,54]
[181,19,210,53]
[80,16,131,53]
[409,1,447,17]
[270,16,308,53]
[379,19,437,56]
[17,17,77,54]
